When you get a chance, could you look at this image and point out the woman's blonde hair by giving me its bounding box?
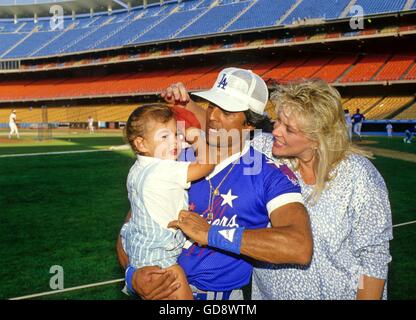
[270,79,371,202]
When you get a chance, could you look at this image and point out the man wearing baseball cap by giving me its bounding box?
[117,67,312,300]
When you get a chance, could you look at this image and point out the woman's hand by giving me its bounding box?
[168,210,210,246]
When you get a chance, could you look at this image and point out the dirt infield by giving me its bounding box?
[356,140,416,163]
[363,147,416,163]
[0,138,27,144]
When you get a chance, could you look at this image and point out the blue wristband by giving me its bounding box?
[208,225,245,255]
[125,265,137,295]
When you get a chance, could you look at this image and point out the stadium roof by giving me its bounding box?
[0,0,163,18]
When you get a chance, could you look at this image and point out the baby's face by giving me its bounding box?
[144,118,182,160]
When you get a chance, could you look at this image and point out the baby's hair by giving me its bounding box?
[125,104,175,154]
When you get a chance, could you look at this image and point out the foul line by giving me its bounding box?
[393,220,416,228]
[8,220,416,300]
[0,149,115,158]
[9,278,124,300]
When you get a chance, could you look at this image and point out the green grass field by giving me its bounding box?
[0,131,415,300]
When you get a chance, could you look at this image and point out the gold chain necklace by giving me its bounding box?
[206,161,238,221]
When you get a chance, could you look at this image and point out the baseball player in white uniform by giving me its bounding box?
[88,116,94,134]
[8,109,20,139]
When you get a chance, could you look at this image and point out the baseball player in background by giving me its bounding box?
[386,122,393,139]
[88,116,94,134]
[8,109,20,139]
[352,109,365,140]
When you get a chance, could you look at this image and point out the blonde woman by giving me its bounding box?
[252,80,393,300]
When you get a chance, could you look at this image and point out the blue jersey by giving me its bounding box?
[352,113,364,123]
[178,145,303,292]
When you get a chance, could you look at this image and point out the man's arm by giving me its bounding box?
[116,211,180,299]
[161,82,207,132]
[169,202,313,265]
[240,202,312,265]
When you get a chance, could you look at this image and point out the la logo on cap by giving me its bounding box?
[217,73,228,90]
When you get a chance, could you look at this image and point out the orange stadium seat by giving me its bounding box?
[281,56,332,82]
[340,54,390,82]
[404,62,416,80]
[187,66,226,91]
[263,58,308,82]
[374,54,416,81]
[314,55,357,83]
[238,61,278,77]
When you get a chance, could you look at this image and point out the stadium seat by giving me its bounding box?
[394,102,416,120]
[404,62,416,80]
[283,0,351,24]
[313,55,357,83]
[340,54,390,82]
[0,0,414,58]
[343,97,383,114]
[351,0,407,16]
[225,0,297,31]
[281,56,333,82]
[176,2,251,38]
[364,96,414,119]
[374,54,416,81]
[262,58,308,82]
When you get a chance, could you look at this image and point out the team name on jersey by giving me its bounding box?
[210,214,239,228]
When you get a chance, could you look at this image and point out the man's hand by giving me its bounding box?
[161,82,190,106]
[132,266,181,300]
[168,210,210,246]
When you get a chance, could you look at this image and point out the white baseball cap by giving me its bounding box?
[192,67,269,115]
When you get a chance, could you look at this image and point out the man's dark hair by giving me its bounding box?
[243,109,274,136]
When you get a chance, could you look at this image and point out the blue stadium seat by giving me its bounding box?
[96,16,163,49]
[0,21,21,33]
[64,23,119,53]
[284,0,351,24]
[196,0,217,9]
[4,31,59,58]
[0,33,25,56]
[177,1,251,38]
[226,0,296,31]
[178,0,202,11]
[351,0,407,16]
[34,27,95,56]
[0,0,413,58]
[137,9,205,43]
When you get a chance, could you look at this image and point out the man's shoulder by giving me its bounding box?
[246,150,299,185]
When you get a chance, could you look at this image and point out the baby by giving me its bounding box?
[120,103,213,299]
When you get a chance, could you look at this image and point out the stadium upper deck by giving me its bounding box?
[0,0,415,60]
